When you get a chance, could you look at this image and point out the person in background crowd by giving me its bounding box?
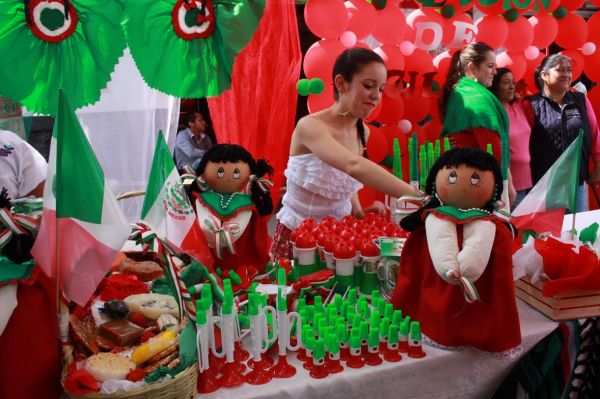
[490,68,533,210]
[270,48,421,261]
[0,129,46,199]
[522,54,600,212]
[174,111,214,170]
[440,42,516,208]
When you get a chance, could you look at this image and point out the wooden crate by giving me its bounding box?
[515,278,600,321]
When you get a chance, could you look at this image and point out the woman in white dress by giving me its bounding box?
[270,48,420,260]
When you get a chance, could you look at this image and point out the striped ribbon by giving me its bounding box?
[444,269,481,304]
[129,222,197,323]
[180,166,209,192]
[202,214,240,258]
[245,175,273,195]
[0,207,40,250]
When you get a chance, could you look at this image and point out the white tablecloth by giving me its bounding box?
[197,299,557,399]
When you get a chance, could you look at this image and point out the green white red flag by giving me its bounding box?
[31,91,130,306]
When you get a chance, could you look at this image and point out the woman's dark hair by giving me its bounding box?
[534,54,572,92]
[439,42,494,118]
[489,67,513,102]
[194,144,274,215]
[332,48,385,159]
[400,147,503,231]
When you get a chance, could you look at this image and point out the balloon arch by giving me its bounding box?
[300,0,600,162]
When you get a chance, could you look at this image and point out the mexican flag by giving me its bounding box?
[140,132,213,268]
[31,92,130,306]
[513,131,583,217]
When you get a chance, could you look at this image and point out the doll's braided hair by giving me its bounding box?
[194,144,274,216]
[400,147,503,232]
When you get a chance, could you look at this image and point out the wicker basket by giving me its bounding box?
[64,364,197,399]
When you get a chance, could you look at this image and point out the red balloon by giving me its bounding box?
[475,15,508,50]
[376,90,405,126]
[523,52,544,94]
[404,49,434,74]
[304,0,349,39]
[529,14,558,50]
[588,13,600,46]
[588,86,600,119]
[555,13,588,50]
[366,125,388,163]
[496,51,526,81]
[401,92,431,125]
[345,0,377,40]
[560,49,584,81]
[584,49,600,83]
[434,50,452,81]
[303,39,345,79]
[592,0,600,6]
[406,8,445,51]
[504,16,533,53]
[442,12,475,49]
[560,0,585,11]
[372,4,407,45]
[307,84,334,113]
[475,0,505,16]
[373,45,405,71]
[421,116,443,143]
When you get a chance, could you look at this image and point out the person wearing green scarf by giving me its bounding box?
[439,42,516,210]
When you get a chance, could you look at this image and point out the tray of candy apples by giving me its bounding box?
[61,253,197,399]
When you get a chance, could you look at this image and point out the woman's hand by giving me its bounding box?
[361,201,387,217]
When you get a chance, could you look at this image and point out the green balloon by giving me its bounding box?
[308,78,325,95]
[553,6,567,20]
[371,0,386,11]
[297,79,310,96]
[503,9,519,23]
[441,5,455,19]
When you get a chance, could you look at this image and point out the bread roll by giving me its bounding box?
[124,293,179,320]
[84,353,136,382]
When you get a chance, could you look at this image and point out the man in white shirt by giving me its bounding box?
[174,111,214,170]
[0,129,47,199]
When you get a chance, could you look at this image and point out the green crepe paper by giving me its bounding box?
[579,223,599,245]
[0,256,35,285]
[144,321,198,382]
[124,0,266,98]
[0,0,126,115]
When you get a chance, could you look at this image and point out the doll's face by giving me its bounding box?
[434,164,495,210]
[203,161,251,194]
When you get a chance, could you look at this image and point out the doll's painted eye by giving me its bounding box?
[217,167,225,178]
[448,171,457,184]
[233,168,241,179]
[470,172,480,186]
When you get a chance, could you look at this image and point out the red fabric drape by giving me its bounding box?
[208,0,302,205]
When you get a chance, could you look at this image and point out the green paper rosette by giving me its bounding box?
[0,0,126,115]
[124,0,265,98]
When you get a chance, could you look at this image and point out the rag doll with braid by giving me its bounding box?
[391,147,521,352]
[188,144,274,283]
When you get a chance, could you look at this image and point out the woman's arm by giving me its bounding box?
[296,117,418,198]
[350,193,363,218]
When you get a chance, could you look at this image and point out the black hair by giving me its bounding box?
[439,42,494,118]
[534,54,572,92]
[194,144,274,215]
[332,48,385,159]
[400,147,503,231]
[489,67,513,101]
[183,110,202,128]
